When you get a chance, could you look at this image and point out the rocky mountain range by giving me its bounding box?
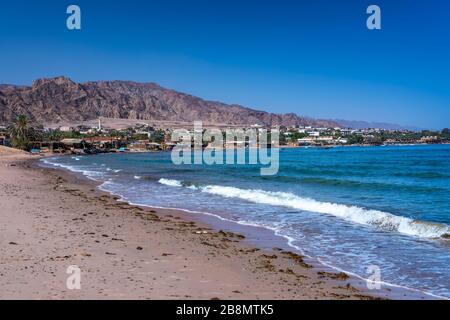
[0,76,338,128]
[333,119,423,131]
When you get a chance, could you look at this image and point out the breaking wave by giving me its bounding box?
[158,178,449,239]
[41,158,104,181]
[158,178,183,187]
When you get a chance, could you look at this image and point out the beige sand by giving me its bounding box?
[0,150,389,300]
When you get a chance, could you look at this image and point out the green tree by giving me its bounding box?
[290,132,308,140]
[8,115,31,150]
[150,130,165,143]
[441,128,450,140]
[347,134,364,145]
[42,129,62,141]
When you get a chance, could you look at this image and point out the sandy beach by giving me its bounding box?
[0,148,393,300]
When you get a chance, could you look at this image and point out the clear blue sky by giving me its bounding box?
[0,0,449,129]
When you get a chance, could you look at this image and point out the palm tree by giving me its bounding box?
[8,115,31,150]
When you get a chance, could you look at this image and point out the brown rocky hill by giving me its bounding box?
[0,76,339,127]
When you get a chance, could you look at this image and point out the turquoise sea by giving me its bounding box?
[42,144,450,298]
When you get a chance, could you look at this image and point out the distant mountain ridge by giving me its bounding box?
[334,119,423,131]
[0,76,338,128]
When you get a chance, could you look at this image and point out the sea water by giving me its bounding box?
[41,144,450,298]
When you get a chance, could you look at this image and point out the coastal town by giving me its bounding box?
[2,0,450,304]
[1,116,449,154]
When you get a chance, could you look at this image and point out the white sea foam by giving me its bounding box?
[157,179,449,239]
[41,158,103,181]
[37,159,448,299]
[134,175,142,180]
[158,178,183,187]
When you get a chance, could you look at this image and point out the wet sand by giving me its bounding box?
[0,152,393,300]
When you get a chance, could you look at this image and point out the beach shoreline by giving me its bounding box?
[0,152,434,300]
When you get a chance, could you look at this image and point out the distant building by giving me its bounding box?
[339,128,353,136]
[59,126,73,132]
[0,135,10,146]
[298,137,316,145]
[420,136,440,143]
[136,131,152,138]
[0,126,9,146]
[316,136,335,142]
[307,131,320,137]
[60,138,88,150]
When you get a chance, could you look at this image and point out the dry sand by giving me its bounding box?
[0,149,389,300]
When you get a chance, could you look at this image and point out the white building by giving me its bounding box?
[59,126,73,132]
[316,136,334,142]
[307,131,320,137]
[298,137,316,145]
